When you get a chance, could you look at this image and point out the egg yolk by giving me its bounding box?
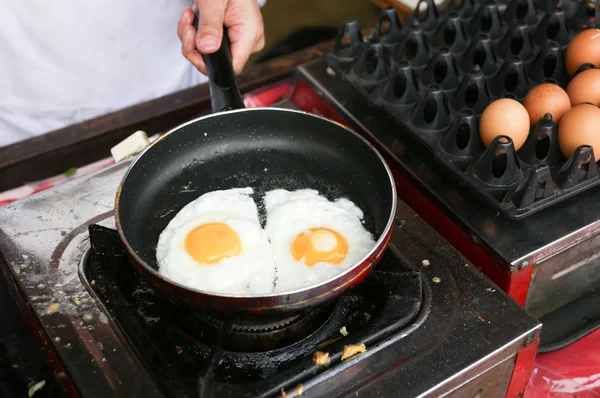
[185,223,242,264]
[291,227,348,266]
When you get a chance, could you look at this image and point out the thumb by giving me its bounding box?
[195,0,226,54]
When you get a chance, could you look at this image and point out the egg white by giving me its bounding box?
[156,188,276,295]
[264,189,376,293]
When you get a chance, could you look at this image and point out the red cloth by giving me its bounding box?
[526,329,600,397]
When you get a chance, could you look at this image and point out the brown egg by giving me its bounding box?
[566,68,600,107]
[480,98,530,150]
[558,104,600,160]
[565,29,600,77]
[522,83,571,126]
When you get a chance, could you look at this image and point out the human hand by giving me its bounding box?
[177,0,265,75]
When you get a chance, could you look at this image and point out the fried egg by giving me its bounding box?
[264,189,376,293]
[156,188,276,295]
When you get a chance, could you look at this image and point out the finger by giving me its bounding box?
[229,26,258,74]
[227,3,264,74]
[177,7,195,40]
[182,25,207,74]
[195,0,226,54]
[252,34,266,52]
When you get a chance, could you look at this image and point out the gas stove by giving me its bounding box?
[0,156,539,397]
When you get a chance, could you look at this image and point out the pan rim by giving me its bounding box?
[115,107,397,299]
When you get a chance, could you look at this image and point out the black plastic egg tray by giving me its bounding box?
[324,0,600,219]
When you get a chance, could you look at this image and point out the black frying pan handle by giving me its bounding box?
[192,10,245,112]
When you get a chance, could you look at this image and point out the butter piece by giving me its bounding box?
[111,130,150,162]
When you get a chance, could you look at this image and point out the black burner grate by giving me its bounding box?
[85,224,425,397]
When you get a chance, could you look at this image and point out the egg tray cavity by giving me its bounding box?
[324,0,600,219]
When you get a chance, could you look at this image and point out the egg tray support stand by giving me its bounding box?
[325,1,600,219]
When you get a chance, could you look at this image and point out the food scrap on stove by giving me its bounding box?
[313,351,331,366]
[28,380,46,397]
[341,344,367,361]
[339,326,348,336]
[280,387,287,398]
[294,384,303,395]
[46,303,60,315]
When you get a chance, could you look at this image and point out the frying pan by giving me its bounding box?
[114,21,396,319]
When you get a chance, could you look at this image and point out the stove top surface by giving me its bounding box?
[0,154,540,397]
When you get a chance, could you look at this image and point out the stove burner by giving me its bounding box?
[199,312,305,332]
[84,224,426,397]
[169,304,334,352]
